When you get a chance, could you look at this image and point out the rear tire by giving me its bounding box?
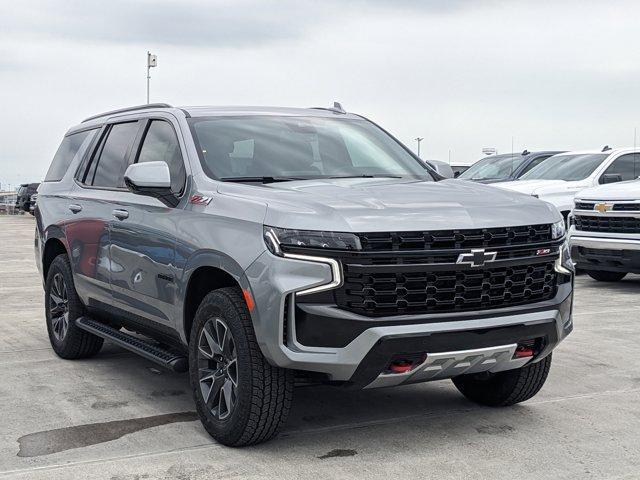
[45,254,103,359]
[586,270,627,282]
[189,287,293,446]
[452,354,552,407]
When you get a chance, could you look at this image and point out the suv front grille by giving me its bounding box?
[336,261,557,317]
[575,202,640,212]
[574,215,640,234]
[292,224,563,317]
[356,224,552,251]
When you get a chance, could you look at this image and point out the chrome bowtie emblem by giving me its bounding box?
[456,249,498,268]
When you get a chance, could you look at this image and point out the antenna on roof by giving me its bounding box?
[331,102,346,114]
[521,149,530,156]
[602,145,612,152]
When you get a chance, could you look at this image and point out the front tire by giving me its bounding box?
[45,254,103,359]
[452,354,552,407]
[586,270,627,282]
[189,287,293,446]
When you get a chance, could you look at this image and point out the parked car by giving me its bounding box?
[35,103,573,446]
[29,193,38,214]
[497,148,640,221]
[569,177,640,282]
[424,159,454,178]
[451,164,470,177]
[15,183,39,213]
[457,150,564,184]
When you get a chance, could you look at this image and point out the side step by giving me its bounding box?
[75,317,188,373]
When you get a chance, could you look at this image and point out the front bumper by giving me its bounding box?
[570,233,640,273]
[246,250,573,385]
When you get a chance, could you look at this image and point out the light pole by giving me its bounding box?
[146,52,157,104]
[415,137,424,157]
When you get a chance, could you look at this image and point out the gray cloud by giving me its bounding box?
[1,0,640,187]
[0,0,486,48]
[0,0,310,47]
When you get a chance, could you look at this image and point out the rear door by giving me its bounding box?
[69,120,142,312]
[107,116,187,337]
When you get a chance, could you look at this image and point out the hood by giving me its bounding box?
[218,178,561,232]
[576,179,640,201]
[497,179,572,196]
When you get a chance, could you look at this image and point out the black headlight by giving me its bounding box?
[264,226,361,255]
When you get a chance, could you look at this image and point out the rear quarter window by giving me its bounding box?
[45,129,97,182]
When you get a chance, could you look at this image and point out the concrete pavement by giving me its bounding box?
[0,215,638,479]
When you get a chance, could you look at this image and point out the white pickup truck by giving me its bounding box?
[497,148,640,221]
[569,178,640,282]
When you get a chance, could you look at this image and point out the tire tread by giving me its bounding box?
[453,354,552,407]
[45,255,103,359]
[190,287,293,446]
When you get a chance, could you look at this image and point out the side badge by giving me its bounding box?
[189,195,213,206]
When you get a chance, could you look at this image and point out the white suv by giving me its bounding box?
[570,178,640,282]
[496,148,640,219]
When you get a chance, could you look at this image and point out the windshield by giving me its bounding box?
[520,154,608,181]
[458,154,527,181]
[188,116,431,181]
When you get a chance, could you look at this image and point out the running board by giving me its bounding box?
[75,317,188,373]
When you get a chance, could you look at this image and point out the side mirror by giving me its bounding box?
[124,162,178,207]
[601,173,623,184]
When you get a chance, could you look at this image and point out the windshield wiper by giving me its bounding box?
[219,176,309,184]
[327,174,403,179]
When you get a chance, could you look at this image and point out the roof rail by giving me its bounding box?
[82,103,172,123]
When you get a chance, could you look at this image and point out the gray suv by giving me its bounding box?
[35,103,574,446]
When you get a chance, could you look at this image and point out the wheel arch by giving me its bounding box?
[180,250,255,345]
[42,228,70,280]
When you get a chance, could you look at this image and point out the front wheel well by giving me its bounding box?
[183,266,241,340]
[42,238,68,280]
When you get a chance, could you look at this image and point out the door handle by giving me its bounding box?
[112,209,129,220]
[68,204,82,214]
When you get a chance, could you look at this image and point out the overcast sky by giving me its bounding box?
[1,0,639,188]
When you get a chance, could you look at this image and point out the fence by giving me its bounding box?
[0,192,21,215]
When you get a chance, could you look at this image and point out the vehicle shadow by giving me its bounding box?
[282,381,494,434]
[41,344,546,458]
[263,381,546,456]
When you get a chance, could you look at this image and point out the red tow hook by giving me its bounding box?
[389,361,414,374]
[514,346,534,358]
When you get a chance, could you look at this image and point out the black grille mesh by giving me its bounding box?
[613,203,640,211]
[357,224,552,251]
[575,202,640,211]
[575,202,595,210]
[574,215,640,234]
[336,261,557,317]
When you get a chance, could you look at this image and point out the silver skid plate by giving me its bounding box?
[365,344,531,389]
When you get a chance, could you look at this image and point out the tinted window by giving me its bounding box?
[45,130,96,182]
[137,120,186,194]
[90,122,139,188]
[601,154,639,183]
[458,154,527,181]
[520,154,608,181]
[189,116,430,181]
[519,155,551,176]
